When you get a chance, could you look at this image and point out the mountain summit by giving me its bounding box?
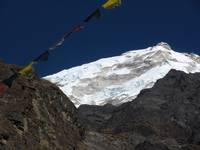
[44,42,200,107]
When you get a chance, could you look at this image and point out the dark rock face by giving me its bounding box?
[78,70,200,150]
[0,62,84,150]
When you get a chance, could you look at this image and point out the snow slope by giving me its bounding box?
[44,42,200,107]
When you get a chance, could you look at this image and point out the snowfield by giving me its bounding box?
[44,42,200,107]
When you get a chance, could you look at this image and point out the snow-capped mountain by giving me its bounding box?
[44,42,200,107]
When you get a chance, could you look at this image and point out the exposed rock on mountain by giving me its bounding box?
[78,70,200,150]
[0,61,84,150]
[45,42,200,107]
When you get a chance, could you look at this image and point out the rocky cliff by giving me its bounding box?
[0,61,84,150]
[78,70,200,150]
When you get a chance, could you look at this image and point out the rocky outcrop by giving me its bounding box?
[0,61,84,150]
[78,70,200,150]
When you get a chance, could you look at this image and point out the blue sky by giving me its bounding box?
[0,0,200,76]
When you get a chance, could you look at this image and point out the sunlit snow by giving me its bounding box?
[44,42,200,107]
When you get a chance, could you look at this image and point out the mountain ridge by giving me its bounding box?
[44,42,200,107]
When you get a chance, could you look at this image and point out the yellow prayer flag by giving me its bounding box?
[19,62,34,76]
[102,0,122,9]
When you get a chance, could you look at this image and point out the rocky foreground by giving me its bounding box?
[0,61,84,150]
[0,61,200,150]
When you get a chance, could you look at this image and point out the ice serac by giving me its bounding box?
[44,42,200,107]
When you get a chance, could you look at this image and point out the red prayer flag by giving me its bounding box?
[0,83,8,94]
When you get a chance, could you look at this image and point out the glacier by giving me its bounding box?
[44,42,200,107]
